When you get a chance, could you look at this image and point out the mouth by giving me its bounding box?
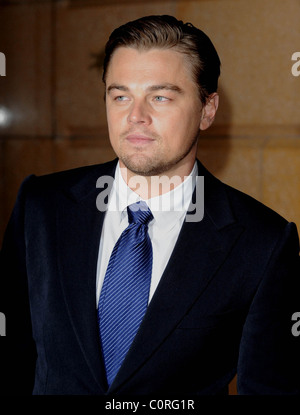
[125,134,156,146]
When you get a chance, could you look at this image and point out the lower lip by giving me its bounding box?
[126,135,155,145]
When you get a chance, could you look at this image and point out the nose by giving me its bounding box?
[127,100,151,125]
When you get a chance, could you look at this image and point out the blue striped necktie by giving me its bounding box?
[98,201,153,387]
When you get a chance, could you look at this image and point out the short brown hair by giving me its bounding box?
[102,15,221,104]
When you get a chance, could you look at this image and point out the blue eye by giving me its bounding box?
[155,96,168,102]
[115,96,129,101]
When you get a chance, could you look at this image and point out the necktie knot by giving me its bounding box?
[127,201,153,226]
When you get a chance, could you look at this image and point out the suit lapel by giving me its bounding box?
[109,161,244,392]
[56,160,117,392]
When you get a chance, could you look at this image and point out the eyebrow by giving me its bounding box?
[107,83,184,94]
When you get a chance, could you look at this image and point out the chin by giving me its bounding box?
[120,154,171,176]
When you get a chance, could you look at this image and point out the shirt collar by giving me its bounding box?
[108,161,198,231]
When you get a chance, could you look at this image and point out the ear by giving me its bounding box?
[199,93,219,131]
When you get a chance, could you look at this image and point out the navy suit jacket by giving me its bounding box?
[0,158,299,395]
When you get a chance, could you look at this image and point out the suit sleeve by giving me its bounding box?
[0,175,37,395]
[237,222,300,394]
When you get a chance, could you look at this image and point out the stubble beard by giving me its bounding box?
[117,132,199,177]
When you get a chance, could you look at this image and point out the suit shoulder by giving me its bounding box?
[223,180,289,231]
[22,159,117,195]
[199,159,289,233]
[36,159,117,186]
[215,179,300,262]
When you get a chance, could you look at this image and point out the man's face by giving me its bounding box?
[105,46,215,177]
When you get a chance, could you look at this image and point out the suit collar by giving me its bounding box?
[68,158,118,204]
[68,158,235,229]
[195,159,236,230]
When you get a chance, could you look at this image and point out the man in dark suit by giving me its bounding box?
[0,15,299,395]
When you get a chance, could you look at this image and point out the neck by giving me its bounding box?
[119,159,196,199]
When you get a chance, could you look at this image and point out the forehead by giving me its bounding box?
[106,46,195,87]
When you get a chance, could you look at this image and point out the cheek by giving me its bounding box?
[107,110,121,135]
[106,107,115,124]
[160,111,199,146]
[182,109,202,136]
[156,111,183,134]
[107,107,128,132]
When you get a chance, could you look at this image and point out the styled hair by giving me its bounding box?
[102,15,221,104]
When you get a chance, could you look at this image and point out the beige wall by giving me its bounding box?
[1,0,300,394]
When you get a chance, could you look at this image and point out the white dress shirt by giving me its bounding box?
[96,161,198,305]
